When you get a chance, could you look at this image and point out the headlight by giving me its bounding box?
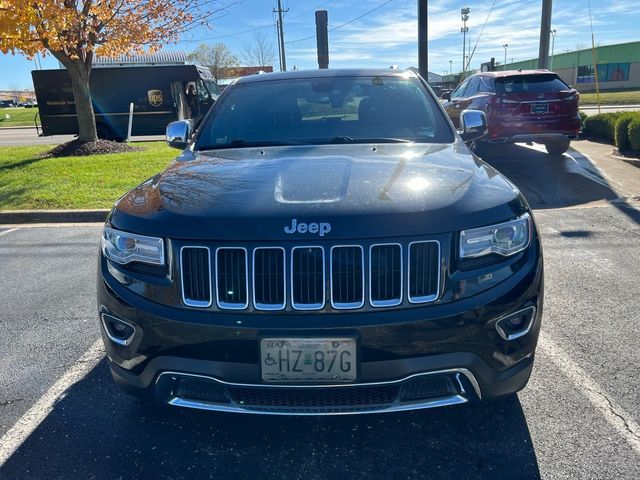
[101,227,165,265]
[459,213,531,258]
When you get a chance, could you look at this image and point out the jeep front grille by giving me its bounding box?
[180,241,440,311]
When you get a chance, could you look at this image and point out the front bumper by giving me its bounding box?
[98,237,543,414]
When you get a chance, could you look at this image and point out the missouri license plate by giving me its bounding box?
[531,103,549,114]
[260,338,357,383]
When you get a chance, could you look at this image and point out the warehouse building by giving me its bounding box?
[504,40,640,92]
[443,40,640,92]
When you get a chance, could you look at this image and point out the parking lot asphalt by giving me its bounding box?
[1,143,639,479]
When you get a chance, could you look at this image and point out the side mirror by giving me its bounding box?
[166,120,193,150]
[441,92,451,101]
[459,109,488,142]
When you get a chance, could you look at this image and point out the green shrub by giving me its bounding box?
[614,112,640,151]
[628,118,640,151]
[582,112,625,141]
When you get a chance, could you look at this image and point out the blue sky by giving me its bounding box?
[0,0,637,89]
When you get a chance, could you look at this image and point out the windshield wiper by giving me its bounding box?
[326,136,413,144]
[197,139,310,151]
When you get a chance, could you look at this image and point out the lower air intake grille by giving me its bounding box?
[291,247,325,310]
[331,246,364,308]
[216,248,248,309]
[227,385,399,408]
[253,248,285,310]
[370,244,402,306]
[408,241,439,303]
[181,247,211,307]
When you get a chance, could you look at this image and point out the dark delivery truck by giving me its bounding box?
[32,64,219,140]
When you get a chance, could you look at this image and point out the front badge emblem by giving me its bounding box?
[147,89,163,107]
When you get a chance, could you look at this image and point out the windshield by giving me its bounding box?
[195,75,454,150]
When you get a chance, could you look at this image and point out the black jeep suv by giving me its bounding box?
[97,69,543,415]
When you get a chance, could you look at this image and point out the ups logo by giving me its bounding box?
[147,89,163,107]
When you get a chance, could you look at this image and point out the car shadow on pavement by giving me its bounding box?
[480,143,621,210]
[0,359,541,480]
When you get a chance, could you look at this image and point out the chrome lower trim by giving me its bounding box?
[100,313,136,347]
[495,306,537,341]
[156,368,481,416]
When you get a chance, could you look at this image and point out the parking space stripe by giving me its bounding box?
[0,339,104,466]
[0,228,18,237]
[539,334,640,455]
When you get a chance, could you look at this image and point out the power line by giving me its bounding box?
[178,0,335,44]
[286,0,397,45]
[465,0,497,71]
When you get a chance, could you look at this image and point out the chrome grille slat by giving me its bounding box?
[291,246,325,310]
[216,248,249,310]
[408,241,440,303]
[369,244,402,307]
[253,247,286,310]
[180,247,212,308]
[330,245,364,309]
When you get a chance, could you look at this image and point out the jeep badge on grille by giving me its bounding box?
[284,219,331,236]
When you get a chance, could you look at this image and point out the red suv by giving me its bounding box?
[442,70,581,155]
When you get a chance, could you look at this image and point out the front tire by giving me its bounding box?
[545,138,570,155]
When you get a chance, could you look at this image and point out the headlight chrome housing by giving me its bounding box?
[102,227,165,265]
[459,213,531,259]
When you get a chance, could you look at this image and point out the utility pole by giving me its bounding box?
[449,60,452,75]
[550,29,557,70]
[274,0,288,71]
[503,44,509,71]
[538,0,552,69]
[418,0,428,79]
[460,7,470,74]
[315,10,329,69]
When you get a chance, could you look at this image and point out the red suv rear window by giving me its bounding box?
[495,74,569,94]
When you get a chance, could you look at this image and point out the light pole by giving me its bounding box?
[503,44,509,71]
[461,7,470,73]
[550,29,557,70]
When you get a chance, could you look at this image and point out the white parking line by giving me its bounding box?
[0,339,104,466]
[539,333,640,455]
[0,228,18,237]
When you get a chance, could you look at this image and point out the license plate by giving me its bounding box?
[531,103,549,114]
[260,338,357,383]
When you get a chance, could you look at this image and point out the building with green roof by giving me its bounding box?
[443,40,640,92]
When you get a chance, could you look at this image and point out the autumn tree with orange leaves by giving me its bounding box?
[0,0,223,142]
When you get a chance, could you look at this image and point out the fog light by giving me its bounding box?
[101,313,136,346]
[495,306,536,341]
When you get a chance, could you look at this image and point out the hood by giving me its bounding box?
[109,142,527,240]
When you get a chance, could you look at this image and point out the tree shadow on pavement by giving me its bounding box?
[0,360,540,480]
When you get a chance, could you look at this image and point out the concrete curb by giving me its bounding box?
[0,209,109,224]
[580,104,640,110]
[0,126,38,130]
